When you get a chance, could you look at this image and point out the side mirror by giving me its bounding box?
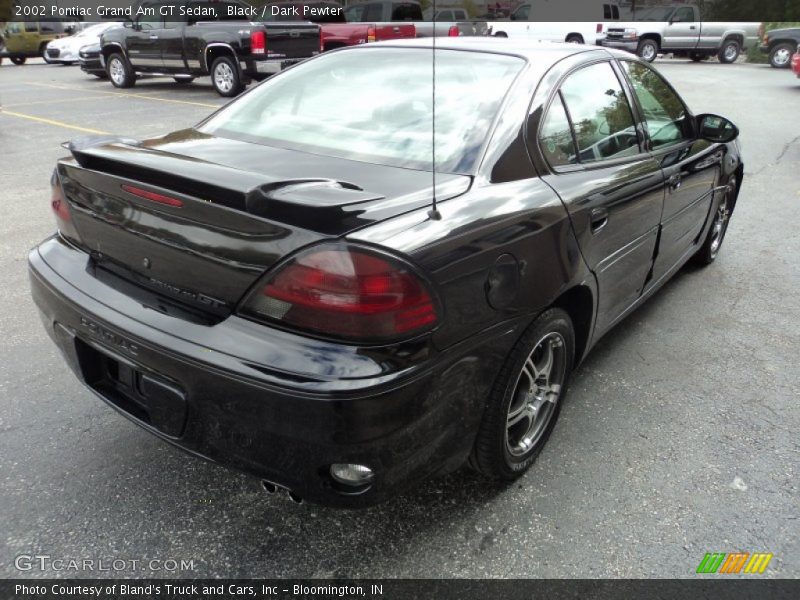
[697,113,739,143]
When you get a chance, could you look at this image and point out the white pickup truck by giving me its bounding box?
[488,1,621,45]
[601,4,760,63]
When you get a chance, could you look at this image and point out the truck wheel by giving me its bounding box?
[565,34,583,44]
[211,56,243,97]
[637,39,659,62]
[10,56,27,66]
[689,52,708,62]
[469,308,574,480]
[718,39,740,63]
[106,53,136,88]
[769,42,795,68]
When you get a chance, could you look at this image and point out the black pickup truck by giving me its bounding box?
[101,0,320,96]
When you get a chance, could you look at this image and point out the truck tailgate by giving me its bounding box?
[375,23,416,40]
[261,22,320,58]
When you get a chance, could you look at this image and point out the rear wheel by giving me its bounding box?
[565,34,583,44]
[106,53,136,88]
[718,39,740,63]
[637,39,659,62]
[469,308,574,480]
[10,56,26,66]
[210,56,243,97]
[769,42,794,68]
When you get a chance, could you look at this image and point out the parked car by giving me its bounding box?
[415,8,489,38]
[45,22,122,66]
[29,39,742,507]
[602,4,759,63]
[343,0,423,22]
[759,27,800,68]
[489,0,620,45]
[1,20,77,65]
[792,43,800,77]
[100,0,320,96]
[78,43,105,77]
[264,1,416,50]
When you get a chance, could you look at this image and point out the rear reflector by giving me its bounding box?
[448,25,460,37]
[251,30,266,55]
[121,184,183,207]
[241,245,438,342]
[367,26,376,43]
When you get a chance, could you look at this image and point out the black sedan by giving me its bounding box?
[78,43,105,78]
[29,39,742,507]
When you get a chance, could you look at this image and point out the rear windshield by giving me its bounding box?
[198,48,525,173]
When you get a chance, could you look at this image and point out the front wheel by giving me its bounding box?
[469,308,574,480]
[106,53,136,88]
[210,56,243,97]
[769,42,795,68]
[637,39,659,63]
[694,178,735,265]
[10,55,26,65]
[718,39,740,63]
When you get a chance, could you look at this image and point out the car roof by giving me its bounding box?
[369,37,629,64]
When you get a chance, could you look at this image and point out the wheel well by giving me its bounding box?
[565,33,584,43]
[101,45,120,61]
[639,34,661,48]
[551,285,594,367]
[723,34,743,46]
[205,45,237,72]
[494,31,508,38]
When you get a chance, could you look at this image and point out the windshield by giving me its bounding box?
[198,48,525,173]
[638,7,676,21]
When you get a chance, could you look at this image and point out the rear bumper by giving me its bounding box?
[242,57,307,78]
[601,39,639,53]
[29,236,519,507]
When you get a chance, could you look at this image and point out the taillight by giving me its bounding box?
[121,184,183,207]
[448,25,459,37]
[367,25,376,43]
[50,169,80,241]
[251,30,266,55]
[596,23,603,34]
[240,245,438,342]
[319,28,324,53]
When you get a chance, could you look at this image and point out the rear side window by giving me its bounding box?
[621,61,693,150]
[539,94,577,167]
[559,62,639,163]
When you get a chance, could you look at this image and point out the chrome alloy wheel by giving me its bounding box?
[772,47,792,66]
[641,43,657,62]
[723,43,739,61]
[709,193,730,258]
[214,62,235,94]
[505,332,567,457]
[109,57,125,86]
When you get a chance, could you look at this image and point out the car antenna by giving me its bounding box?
[427,0,442,221]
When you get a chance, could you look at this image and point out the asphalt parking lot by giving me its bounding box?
[1,57,799,579]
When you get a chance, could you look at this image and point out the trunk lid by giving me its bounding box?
[58,132,470,319]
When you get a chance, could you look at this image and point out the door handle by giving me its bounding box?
[590,208,609,234]
[668,173,682,192]
[689,25,697,30]
[149,34,158,40]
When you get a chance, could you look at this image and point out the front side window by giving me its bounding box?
[621,61,693,150]
[559,62,639,163]
[672,7,695,23]
[199,48,524,173]
[138,4,164,29]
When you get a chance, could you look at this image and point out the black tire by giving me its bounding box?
[768,42,795,68]
[469,308,575,480]
[637,39,659,63]
[717,39,740,63]
[694,177,735,266]
[565,34,583,44]
[210,55,243,97]
[106,53,136,88]
[494,31,508,38]
[689,51,708,62]
[173,75,195,84]
[10,56,26,66]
